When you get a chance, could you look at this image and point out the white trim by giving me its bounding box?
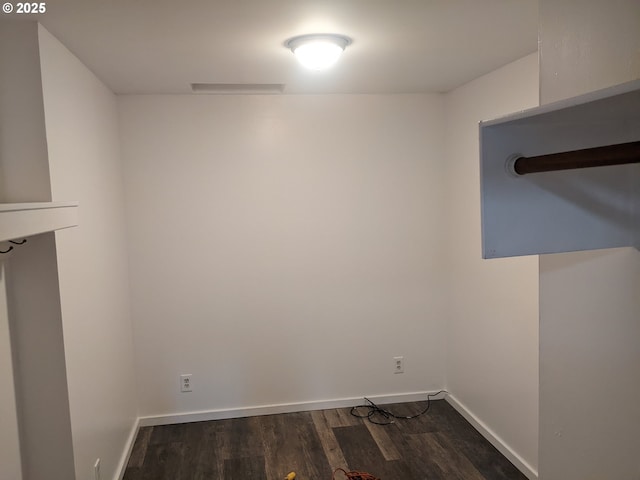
[445,394,538,480]
[116,418,140,480]
[0,201,78,213]
[137,390,446,427]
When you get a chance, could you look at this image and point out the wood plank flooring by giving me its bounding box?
[123,400,527,480]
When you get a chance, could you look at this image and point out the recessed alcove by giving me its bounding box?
[480,79,640,258]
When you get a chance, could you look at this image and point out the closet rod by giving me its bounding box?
[511,140,640,175]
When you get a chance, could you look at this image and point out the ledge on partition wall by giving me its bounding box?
[480,79,640,259]
[0,202,78,243]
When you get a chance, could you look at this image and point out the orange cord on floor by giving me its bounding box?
[332,468,381,480]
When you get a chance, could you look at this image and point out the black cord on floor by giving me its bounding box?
[350,390,449,425]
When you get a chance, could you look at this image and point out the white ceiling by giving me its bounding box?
[35,0,538,95]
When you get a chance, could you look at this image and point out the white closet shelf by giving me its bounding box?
[0,201,78,242]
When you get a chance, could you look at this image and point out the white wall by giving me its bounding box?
[118,94,448,418]
[539,249,640,479]
[6,233,76,480]
[538,1,640,478]
[539,0,640,106]
[38,25,138,480]
[0,263,22,480]
[444,53,539,478]
[0,21,51,203]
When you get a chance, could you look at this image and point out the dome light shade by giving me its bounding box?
[286,34,351,71]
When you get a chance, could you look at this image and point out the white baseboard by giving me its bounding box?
[137,390,445,427]
[116,418,140,480]
[445,394,538,480]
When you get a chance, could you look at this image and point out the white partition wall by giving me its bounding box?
[539,248,640,479]
[6,234,76,480]
[537,1,640,478]
[0,21,76,480]
[0,263,22,480]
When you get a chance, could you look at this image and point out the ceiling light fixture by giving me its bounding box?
[285,34,352,71]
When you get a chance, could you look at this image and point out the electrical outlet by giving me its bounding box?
[393,356,404,374]
[94,458,101,480]
[180,374,192,392]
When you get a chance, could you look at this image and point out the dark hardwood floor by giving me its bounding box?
[123,400,527,480]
